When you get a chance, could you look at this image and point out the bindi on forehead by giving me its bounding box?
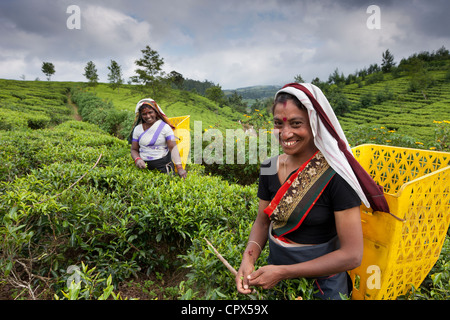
[283,117,287,122]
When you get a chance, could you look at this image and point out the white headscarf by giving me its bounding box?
[275,83,370,208]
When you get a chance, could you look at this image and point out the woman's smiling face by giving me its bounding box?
[273,100,317,157]
[141,106,158,126]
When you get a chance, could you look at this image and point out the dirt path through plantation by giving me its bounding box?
[67,93,82,121]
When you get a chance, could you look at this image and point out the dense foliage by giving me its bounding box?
[0,79,72,130]
[0,121,261,299]
[70,86,134,139]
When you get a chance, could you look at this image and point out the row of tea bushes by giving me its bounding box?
[0,80,73,130]
[0,121,127,182]
[0,121,264,298]
[339,69,450,145]
[70,86,136,139]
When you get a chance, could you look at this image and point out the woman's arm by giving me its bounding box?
[167,140,187,178]
[236,199,271,294]
[131,141,146,169]
[247,206,363,290]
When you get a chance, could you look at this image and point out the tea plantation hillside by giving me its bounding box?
[0,48,449,300]
[0,79,74,130]
[0,78,244,137]
[83,83,243,132]
[77,54,450,149]
[338,69,450,144]
[0,83,261,299]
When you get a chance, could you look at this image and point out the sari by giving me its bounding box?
[132,120,176,173]
[268,230,351,300]
[264,151,335,241]
[264,151,351,299]
[278,83,389,213]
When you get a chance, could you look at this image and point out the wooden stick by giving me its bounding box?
[205,238,262,298]
[204,238,237,276]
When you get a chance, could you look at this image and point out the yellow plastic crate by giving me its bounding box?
[168,115,190,170]
[349,144,450,300]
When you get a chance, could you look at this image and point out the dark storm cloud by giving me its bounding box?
[403,0,450,38]
[0,0,449,88]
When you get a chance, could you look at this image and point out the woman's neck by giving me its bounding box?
[142,119,159,130]
[286,147,319,167]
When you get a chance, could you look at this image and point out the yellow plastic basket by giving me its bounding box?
[349,144,450,300]
[169,115,190,170]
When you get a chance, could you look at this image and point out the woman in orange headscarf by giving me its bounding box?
[130,98,186,179]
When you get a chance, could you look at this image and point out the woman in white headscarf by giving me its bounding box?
[236,83,388,300]
[130,98,187,179]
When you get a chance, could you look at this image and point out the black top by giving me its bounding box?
[258,156,361,244]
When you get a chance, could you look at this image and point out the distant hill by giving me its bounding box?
[337,64,450,145]
[1,47,449,147]
[223,85,280,104]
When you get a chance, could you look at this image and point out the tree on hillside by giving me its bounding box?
[41,62,55,81]
[131,45,166,98]
[382,49,396,72]
[327,88,351,116]
[367,63,381,74]
[205,84,225,106]
[183,79,215,95]
[328,68,345,86]
[311,77,330,93]
[83,61,99,86]
[227,91,248,113]
[406,57,433,92]
[435,46,449,60]
[294,74,305,83]
[107,60,123,92]
[168,70,184,89]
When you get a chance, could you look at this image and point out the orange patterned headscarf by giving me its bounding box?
[135,98,175,129]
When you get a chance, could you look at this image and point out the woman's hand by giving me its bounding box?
[177,168,187,179]
[236,199,271,294]
[236,259,255,294]
[135,159,147,169]
[247,265,285,290]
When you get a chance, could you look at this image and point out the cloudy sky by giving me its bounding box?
[1,0,449,89]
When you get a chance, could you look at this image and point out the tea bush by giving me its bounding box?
[201,109,278,185]
[201,133,272,186]
[0,121,265,298]
[70,87,134,139]
[0,121,127,182]
[0,79,72,130]
[180,222,318,300]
